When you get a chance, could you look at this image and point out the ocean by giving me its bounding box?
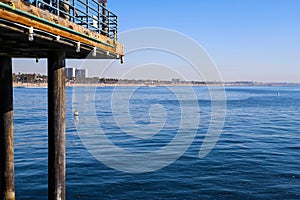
[13,86,300,199]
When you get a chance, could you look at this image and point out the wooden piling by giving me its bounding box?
[0,57,15,200]
[48,51,66,200]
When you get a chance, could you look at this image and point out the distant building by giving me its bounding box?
[75,68,88,79]
[172,78,181,85]
[65,68,75,80]
[65,68,88,79]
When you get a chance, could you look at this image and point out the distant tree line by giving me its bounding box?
[15,73,289,86]
[13,73,47,83]
[99,78,119,84]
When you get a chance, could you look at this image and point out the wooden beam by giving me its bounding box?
[0,57,15,200]
[48,51,66,200]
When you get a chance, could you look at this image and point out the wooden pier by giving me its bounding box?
[0,0,124,199]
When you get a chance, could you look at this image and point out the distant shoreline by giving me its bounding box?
[13,82,300,88]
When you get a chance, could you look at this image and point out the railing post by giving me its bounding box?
[102,2,107,36]
[98,3,100,33]
[0,57,15,200]
[116,16,118,39]
[57,0,60,16]
[86,0,89,29]
[107,11,110,37]
[72,0,75,22]
[48,51,66,200]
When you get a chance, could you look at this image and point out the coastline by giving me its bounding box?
[14,82,48,88]
[13,82,300,88]
[13,82,212,88]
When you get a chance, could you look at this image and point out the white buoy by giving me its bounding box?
[74,109,79,117]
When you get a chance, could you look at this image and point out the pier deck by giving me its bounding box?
[0,0,124,59]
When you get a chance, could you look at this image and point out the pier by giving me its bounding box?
[0,0,124,199]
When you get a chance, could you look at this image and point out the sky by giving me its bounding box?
[13,0,300,82]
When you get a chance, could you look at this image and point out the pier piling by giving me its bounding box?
[0,57,15,200]
[48,51,66,200]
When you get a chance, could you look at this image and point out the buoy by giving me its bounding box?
[74,110,79,117]
[276,92,280,97]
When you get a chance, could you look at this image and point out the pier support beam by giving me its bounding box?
[48,51,66,200]
[0,57,15,200]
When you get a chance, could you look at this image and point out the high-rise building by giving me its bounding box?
[65,68,88,79]
[75,68,88,79]
[65,68,75,80]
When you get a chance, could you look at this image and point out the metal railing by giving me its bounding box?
[35,0,118,40]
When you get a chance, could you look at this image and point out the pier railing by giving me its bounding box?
[35,0,118,39]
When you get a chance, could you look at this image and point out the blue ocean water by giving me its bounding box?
[13,86,300,199]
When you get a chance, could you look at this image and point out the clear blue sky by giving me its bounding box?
[14,0,300,82]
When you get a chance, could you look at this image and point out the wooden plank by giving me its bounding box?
[48,51,66,200]
[0,57,15,200]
